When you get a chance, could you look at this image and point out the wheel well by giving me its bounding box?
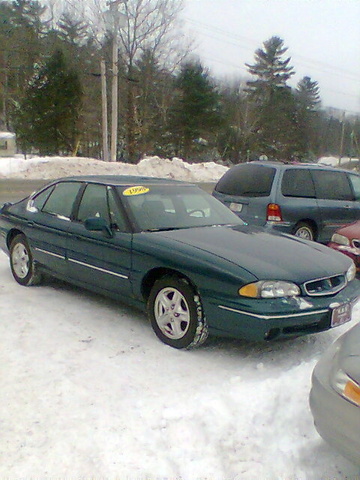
[6,229,24,250]
[294,220,318,240]
[141,267,195,301]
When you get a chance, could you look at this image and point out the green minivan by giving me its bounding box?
[213,161,360,243]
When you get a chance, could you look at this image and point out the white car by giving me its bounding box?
[310,321,360,466]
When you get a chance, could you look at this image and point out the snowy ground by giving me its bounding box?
[1,155,360,479]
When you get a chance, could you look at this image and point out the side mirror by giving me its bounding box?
[0,202,12,213]
[84,217,113,238]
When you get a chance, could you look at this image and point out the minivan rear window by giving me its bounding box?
[215,164,276,197]
[281,169,316,198]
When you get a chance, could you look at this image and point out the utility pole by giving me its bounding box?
[110,30,119,162]
[100,59,109,162]
[104,0,127,162]
[339,112,346,165]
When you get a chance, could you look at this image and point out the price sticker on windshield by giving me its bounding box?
[123,186,149,196]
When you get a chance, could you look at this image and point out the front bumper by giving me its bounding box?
[203,278,360,341]
[309,344,360,467]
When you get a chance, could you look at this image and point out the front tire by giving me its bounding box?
[10,234,42,286]
[147,275,208,349]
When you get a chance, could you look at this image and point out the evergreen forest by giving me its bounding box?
[1,0,359,164]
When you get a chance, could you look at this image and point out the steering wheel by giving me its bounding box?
[188,209,206,217]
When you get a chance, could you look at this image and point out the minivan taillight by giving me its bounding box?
[267,203,283,222]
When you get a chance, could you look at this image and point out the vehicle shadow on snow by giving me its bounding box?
[40,274,151,331]
[40,274,342,367]
[200,331,338,367]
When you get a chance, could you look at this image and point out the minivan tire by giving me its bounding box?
[293,222,315,241]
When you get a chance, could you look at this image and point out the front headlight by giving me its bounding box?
[239,280,300,298]
[331,233,350,246]
[346,262,356,282]
[332,369,360,406]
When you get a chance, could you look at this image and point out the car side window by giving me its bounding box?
[42,182,81,219]
[312,170,353,201]
[281,169,316,198]
[108,188,128,231]
[348,174,360,201]
[32,185,55,211]
[77,184,110,223]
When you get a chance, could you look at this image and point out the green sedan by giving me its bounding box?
[0,176,359,349]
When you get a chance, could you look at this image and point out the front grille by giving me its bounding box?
[304,274,346,296]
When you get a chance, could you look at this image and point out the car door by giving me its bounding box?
[279,167,319,226]
[66,183,133,297]
[25,181,82,276]
[311,169,357,242]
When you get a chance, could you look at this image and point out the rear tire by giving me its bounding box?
[147,275,208,349]
[293,222,315,241]
[10,234,42,286]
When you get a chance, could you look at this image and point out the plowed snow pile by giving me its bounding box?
[0,155,228,183]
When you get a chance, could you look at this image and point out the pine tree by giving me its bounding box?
[245,37,304,159]
[57,12,89,47]
[170,61,222,159]
[246,36,295,101]
[296,76,321,111]
[13,50,82,155]
[135,50,168,157]
[0,0,45,128]
[294,76,321,156]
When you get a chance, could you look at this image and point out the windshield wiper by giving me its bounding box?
[143,226,185,232]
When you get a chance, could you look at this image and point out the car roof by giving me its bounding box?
[244,161,359,174]
[49,175,195,187]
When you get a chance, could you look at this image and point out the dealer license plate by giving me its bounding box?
[331,303,352,328]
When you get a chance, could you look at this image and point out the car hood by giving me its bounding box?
[156,224,351,283]
[336,220,360,239]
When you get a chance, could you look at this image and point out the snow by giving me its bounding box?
[1,154,358,182]
[0,131,15,140]
[318,156,359,167]
[1,155,360,478]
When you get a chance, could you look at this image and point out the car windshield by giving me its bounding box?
[118,184,245,231]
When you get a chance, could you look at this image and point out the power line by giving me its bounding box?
[184,16,360,83]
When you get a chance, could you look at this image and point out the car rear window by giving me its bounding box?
[281,169,316,198]
[215,164,276,197]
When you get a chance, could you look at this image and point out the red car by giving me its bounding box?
[328,221,360,271]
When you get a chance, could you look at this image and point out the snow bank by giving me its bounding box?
[1,154,358,183]
[318,156,359,167]
[0,155,228,183]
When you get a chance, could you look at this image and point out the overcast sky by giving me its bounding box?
[182,0,360,114]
